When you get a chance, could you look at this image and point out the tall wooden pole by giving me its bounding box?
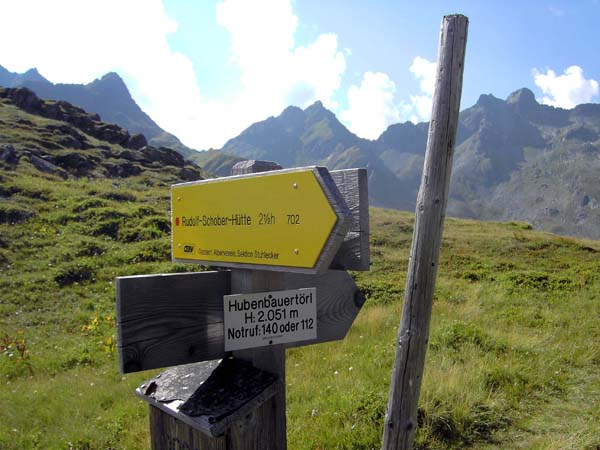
[382,14,468,450]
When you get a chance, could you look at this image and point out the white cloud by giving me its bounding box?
[339,56,438,138]
[0,1,179,84]
[533,65,599,108]
[0,0,347,150]
[409,56,437,96]
[340,72,401,139]
[406,56,437,123]
[408,94,433,122]
[215,0,346,130]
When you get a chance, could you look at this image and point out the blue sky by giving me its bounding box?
[1,0,598,150]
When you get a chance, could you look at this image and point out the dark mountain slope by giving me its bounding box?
[6,61,598,239]
[191,149,244,177]
[221,101,375,166]
[219,101,414,209]
[0,65,195,157]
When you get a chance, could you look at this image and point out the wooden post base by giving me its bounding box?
[149,405,225,450]
[149,398,281,450]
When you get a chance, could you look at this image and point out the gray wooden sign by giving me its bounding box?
[116,269,365,373]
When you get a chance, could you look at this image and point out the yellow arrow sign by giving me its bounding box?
[171,167,350,272]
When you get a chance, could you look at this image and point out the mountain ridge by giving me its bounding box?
[3,65,599,240]
[0,65,195,157]
[214,87,600,240]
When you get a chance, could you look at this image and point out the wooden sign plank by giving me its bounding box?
[116,269,365,373]
[171,166,351,274]
[116,271,230,373]
[283,270,365,348]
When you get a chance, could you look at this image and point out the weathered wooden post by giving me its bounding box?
[116,160,370,449]
[382,14,468,450]
[228,160,287,450]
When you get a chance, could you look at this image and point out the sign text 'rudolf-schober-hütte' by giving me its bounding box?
[224,288,317,351]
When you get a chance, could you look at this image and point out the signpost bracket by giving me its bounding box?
[330,168,370,271]
[137,358,281,438]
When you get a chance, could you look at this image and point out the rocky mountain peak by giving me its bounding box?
[281,105,303,116]
[506,87,536,105]
[90,72,130,96]
[303,100,343,131]
[377,121,429,155]
[474,93,504,109]
[278,105,305,134]
[22,68,49,84]
[279,105,304,122]
[506,88,539,116]
[304,100,329,118]
[0,65,193,156]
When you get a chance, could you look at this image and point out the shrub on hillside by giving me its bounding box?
[99,191,136,202]
[0,204,36,224]
[75,241,107,257]
[72,198,108,213]
[357,280,403,305]
[91,219,120,239]
[54,263,96,286]
[129,241,170,263]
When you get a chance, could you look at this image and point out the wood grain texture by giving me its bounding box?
[226,395,279,450]
[313,166,352,272]
[382,15,468,450]
[171,165,352,274]
[116,271,230,373]
[117,268,363,374]
[330,168,370,271]
[283,270,364,348]
[149,405,227,450]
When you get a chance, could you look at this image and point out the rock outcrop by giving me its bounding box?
[0,87,204,182]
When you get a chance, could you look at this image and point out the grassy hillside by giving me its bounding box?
[290,211,600,449]
[1,175,598,448]
[1,90,599,449]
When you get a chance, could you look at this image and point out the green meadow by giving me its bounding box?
[1,161,599,449]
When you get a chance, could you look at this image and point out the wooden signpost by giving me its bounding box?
[116,161,369,449]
